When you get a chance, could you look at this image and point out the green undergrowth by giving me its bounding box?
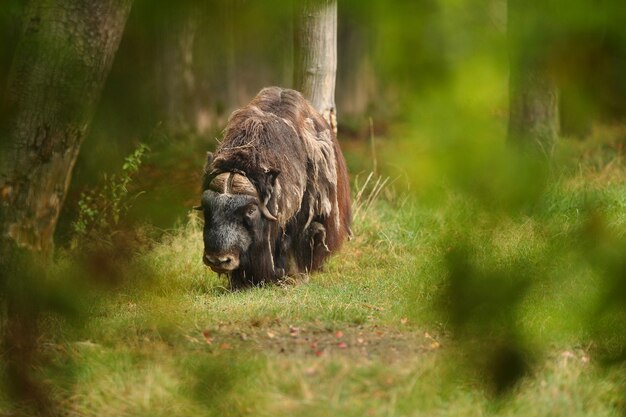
[2,134,625,416]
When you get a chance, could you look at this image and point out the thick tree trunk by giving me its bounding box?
[0,2,23,105]
[507,0,559,155]
[0,1,131,412]
[0,0,132,255]
[293,0,338,133]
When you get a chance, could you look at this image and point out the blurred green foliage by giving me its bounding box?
[71,143,150,247]
[1,0,626,414]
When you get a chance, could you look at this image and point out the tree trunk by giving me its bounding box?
[158,9,198,136]
[293,0,338,133]
[0,0,132,255]
[215,0,239,123]
[0,1,23,105]
[336,1,376,124]
[507,0,559,156]
[180,0,239,132]
[0,1,131,412]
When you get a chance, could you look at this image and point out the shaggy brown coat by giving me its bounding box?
[203,87,351,286]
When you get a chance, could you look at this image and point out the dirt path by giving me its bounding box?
[186,323,443,362]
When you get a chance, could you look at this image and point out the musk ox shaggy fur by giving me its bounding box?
[198,87,351,288]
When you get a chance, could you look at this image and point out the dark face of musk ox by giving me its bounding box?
[200,189,265,274]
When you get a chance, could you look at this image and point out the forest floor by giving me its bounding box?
[2,127,626,417]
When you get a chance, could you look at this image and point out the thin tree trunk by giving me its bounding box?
[507,0,559,156]
[293,0,338,133]
[0,0,132,255]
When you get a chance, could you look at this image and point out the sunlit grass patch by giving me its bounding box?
[36,342,266,417]
[3,133,625,416]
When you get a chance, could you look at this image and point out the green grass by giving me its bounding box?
[1,131,625,416]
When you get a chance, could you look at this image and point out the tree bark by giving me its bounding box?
[293,0,338,133]
[0,0,132,255]
[507,0,559,156]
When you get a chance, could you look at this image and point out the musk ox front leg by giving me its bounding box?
[291,221,331,273]
[309,222,330,253]
[307,221,331,272]
[272,233,292,279]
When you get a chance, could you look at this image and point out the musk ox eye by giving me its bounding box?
[243,205,259,227]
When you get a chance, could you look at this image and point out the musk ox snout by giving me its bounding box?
[203,251,240,273]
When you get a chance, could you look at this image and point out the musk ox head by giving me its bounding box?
[200,190,261,273]
[198,153,281,284]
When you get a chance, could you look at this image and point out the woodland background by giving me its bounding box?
[0,0,625,416]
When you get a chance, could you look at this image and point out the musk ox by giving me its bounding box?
[197,87,351,288]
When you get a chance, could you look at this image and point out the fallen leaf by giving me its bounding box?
[202,330,212,345]
[267,331,276,339]
[357,337,365,344]
[315,350,323,357]
[289,326,300,337]
[335,331,344,338]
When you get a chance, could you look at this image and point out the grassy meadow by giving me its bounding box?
[1,126,625,417]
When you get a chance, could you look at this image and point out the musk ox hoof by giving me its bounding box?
[229,277,266,291]
[277,273,310,287]
[273,267,286,278]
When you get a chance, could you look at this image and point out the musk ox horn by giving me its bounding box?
[259,203,278,221]
[209,172,255,196]
[259,188,278,221]
[208,172,278,221]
